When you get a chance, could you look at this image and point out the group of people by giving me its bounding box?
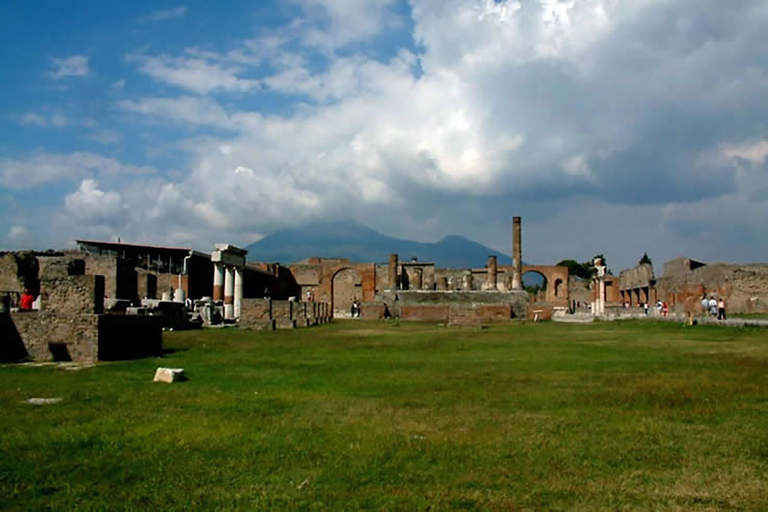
[702,296,727,320]
[622,300,668,316]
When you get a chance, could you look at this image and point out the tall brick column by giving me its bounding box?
[213,262,225,301]
[485,255,498,291]
[511,216,522,290]
[224,267,234,320]
[388,254,399,290]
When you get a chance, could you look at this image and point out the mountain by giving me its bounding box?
[244,221,513,268]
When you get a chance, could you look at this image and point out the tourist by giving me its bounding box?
[708,296,717,317]
[718,298,726,320]
[662,302,668,317]
[656,300,662,315]
[19,289,34,311]
[701,295,709,316]
[643,302,649,316]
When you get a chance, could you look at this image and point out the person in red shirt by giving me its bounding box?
[19,289,34,311]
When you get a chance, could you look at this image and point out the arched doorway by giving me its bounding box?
[332,268,362,317]
[522,271,547,302]
[554,278,563,299]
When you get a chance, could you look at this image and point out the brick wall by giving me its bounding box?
[41,275,104,315]
[239,298,331,330]
[7,312,99,362]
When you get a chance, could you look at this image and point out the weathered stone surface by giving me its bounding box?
[154,367,185,383]
[41,275,104,315]
[8,311,99,362]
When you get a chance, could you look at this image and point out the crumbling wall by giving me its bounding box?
[41,275,104,315]
[657,263,768,313]
[8,312,99,362]
[239,298,331,330]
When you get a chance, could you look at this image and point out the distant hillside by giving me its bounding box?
[244,221,512,268]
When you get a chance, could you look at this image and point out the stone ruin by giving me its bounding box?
[1,252,162,363]
[287,217,571,325]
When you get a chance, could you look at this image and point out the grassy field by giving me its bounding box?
[1,320,767,510]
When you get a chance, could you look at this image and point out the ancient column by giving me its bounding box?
[224,266,235,320]
[462,271,473,291]
[234,267,243,319]
[485,255,498,291]
[388,254,399,290]
[511,216,522,290]
[413,268,423,290]
[213,262,225,301]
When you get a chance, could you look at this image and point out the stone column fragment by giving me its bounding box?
[388,254,399,290]
[511,216,522,290]
[485,255,498,291]
[224,266,235,320]
[213,262,225,301]
[234,267,243,319]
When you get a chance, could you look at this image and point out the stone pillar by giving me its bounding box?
[438,277,449,290]
[485,255,498,291]
[224,266,235,320]
[388,254,399,290]
[412,268,423,290]
[213,262,225,301]
[511,216,522,290]
[234,267,243,319]
[462,271,473,291]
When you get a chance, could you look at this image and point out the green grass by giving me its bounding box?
[1,320,767,510]
[731,312,768,320]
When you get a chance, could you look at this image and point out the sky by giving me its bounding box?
[1,0,767,272]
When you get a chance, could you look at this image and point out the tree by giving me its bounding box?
[639,252,652,266]
[556,255,608,281]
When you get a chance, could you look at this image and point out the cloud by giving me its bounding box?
[118,96,232,128]
[64,179,126,227]
[50,55,90,79]
[128,53,260,94]
[18,112,68,127]
[288,0,404,51]
[23,0,768,266]
[88,129,122,145]
[0,152,154,188]
[6,226,35,248]
[112,79,126,90]
[141,6,187,22]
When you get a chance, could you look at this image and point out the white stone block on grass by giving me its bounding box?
[154,367,185,383]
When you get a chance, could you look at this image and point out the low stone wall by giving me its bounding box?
[2,312,163,363]
[239,299,331,330]
[4,311,98,362]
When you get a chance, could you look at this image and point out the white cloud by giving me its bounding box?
[19,113,49,127]
[142,6,187,21]
[118,96,232,128]
[112,79,126,90]
[50,55,90,79]
[27,0,768,264]
[19,112,68,127]
[88,129,122,145]
[7,226,35,248]
[289,0,404,51]
[722,140,768,165]
[128,54,260,94]
[64,179,126,226]
[0,152,154,188]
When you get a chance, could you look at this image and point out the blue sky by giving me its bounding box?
[2,0,768,272]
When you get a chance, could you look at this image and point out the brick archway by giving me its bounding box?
[521,265,569,305]
[331,267,362,317]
